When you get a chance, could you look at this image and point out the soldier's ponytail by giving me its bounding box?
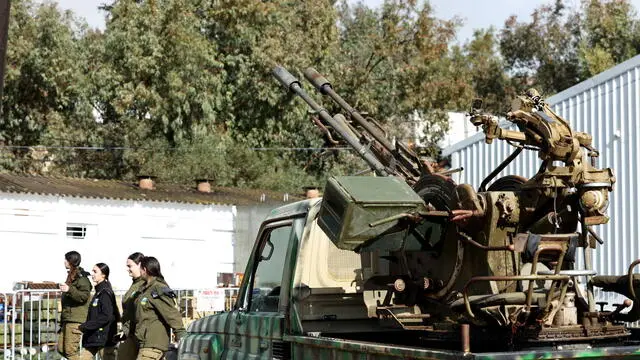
[140,256,165,281]
[64,251,82,284]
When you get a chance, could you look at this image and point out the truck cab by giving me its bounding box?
[179,197,372,359]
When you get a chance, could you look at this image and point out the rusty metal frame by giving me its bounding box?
[525,241,567,310]
[459,231,515,252]
[627,259,640,301]
[463,234,576,318]
[463,274,570,318]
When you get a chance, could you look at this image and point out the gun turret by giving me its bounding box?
[274,66,638,348]
[273,65,429,184]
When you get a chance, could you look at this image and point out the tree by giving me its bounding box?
[332,0,472,155]
[499,0,640,95]
[98,0,225,144]
[202,0,339,145]
[80,0,228,180]
[0,0,95,173]
[85,0,342,190]
[499,0,582,96]
[580,0,640,76]
[461,28,513,114]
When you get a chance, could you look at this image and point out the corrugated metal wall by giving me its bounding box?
[442,55,640,306]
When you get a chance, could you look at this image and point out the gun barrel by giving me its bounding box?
[304,67,423,182]
[304,67,395,153]
[272,66,390,177]
[273,66,302,90]
[303,67,332,95]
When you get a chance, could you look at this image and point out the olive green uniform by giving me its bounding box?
[119,277,145,360]
[134,277,185,360]
[58,268,92,360]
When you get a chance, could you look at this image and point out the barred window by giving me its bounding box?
[66,225,87,239]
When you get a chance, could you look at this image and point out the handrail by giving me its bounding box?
[463,274,570,318]
[627,259,640,301]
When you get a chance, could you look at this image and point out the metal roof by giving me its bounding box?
[0,173,297,206]
[546,54,640,104]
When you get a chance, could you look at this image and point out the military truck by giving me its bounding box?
[177,67,640,359]
[177,192,640,359]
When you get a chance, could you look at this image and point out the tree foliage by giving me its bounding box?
[460,28,513,114]
[0,0,638,192]
[581,0,640,75]
[0,0,96,172]
[499,0,640,95]
[500,0,582,96]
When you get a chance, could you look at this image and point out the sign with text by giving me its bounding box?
[195,289,226,312]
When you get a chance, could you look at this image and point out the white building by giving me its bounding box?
[0,174,289,292]
[412,111,480,150]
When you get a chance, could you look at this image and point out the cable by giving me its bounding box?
[0,145,354,152]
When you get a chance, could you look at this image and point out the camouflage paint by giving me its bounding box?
[178,198,640,360]
[286,335,462,359]
[179,313,229,360]
[224,312,284,359]
[180,311,284,359]
[286,335,640,359]
[473,346,640,359]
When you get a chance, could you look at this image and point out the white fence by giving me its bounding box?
[1,290,60,360]
[1,288,239,360]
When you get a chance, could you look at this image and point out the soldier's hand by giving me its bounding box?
[112,332,126,343]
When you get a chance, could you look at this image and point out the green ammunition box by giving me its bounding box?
[318,176,425,251]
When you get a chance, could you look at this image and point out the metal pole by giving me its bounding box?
[582,221,597,320]
[1,292,7,357]
[461,324,470,354]
[303,68,396,154]
[0,0,10,114]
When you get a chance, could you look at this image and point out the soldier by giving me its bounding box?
[58,251,93,360]
[79,263,120,360]
[117,252,146,360]
[134,257,185,360]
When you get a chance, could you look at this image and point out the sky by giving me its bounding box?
[52,0,640,44]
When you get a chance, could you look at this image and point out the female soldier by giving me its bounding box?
[58,251,92,360]
[134,257,185,360]
[118,252,145,360]
[79,263,120,360]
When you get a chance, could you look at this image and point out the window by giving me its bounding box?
[294,219,362,293]
[66,224,87,239]
[247,225,292,313]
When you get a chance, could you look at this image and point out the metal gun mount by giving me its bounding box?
[274,65,636,348]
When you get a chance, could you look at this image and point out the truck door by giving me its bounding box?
[224,218,301,360]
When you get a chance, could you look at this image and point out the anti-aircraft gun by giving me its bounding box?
[273,65,637,349]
